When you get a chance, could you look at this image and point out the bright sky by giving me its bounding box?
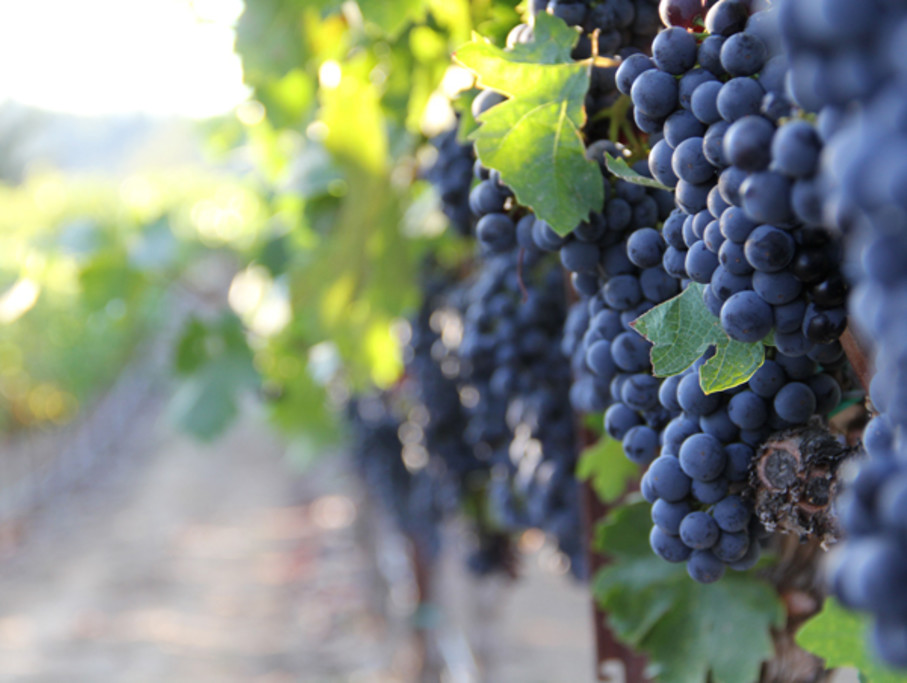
[0,0,250,118]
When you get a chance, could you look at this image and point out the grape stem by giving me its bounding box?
[839,327,873,395]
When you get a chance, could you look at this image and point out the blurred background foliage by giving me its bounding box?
[0,0,520,449]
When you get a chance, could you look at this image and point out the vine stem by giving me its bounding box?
[839,327,873,395]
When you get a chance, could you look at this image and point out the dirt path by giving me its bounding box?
[0,413,593,683]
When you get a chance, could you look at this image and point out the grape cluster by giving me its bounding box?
[405,271,478,482]
[540,0,663,57]
[777,0,907,667]
[455,250,586,575]
[640,350,842,582]
[425,127,475,236]
[618,0,848,356]
[348,396,445,561]
[526,143,677,421]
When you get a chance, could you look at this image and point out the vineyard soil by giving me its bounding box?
[0,413,591,682]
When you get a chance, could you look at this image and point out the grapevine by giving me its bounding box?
[124,0,907,678]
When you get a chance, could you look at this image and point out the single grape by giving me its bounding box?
[659,0,704,29]
[698,35,726,76]
[679,433,727,482]
[652,499,692,535]
[692,476,729,504]
[773,381,817,423]
[687,549,726,582]
[720,206,757,243]
[560,240,601,273]
[740,171,793,224]
[649,455,693,502]
[611,330,652,372]
[744,224,796,273]
[659,374,684,413]
[627,228,667,268]
[604,274,644,311]
[649,138,680,187]
[651,526,693,562]
[728,390,768,430]
[710,264,749,301]
[476,213,516,251]
[586,340,618,378]
[621,373,661,411]
[718,165,748,206]
[771,119,821,178]
[677,372,721,416]
[605,402,643,440]
[723,115,775,171]
[631,68,680,119]
[672,137,715,185]
[685,241,719,283]
[705,0,748,36]
[720,32,768,76]
[720,290,773,343]
[752,269,802,305]
[664,109,708,149]
[703,120,731,168]
[717,77,765,122]
[713,530,750,562]
[653,26,699,75]
[713,495,751,532]
[691,80,724,125]
[623,425,661,466]
[675,179,712,214]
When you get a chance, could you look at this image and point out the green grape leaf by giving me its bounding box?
[454,13,603,235]
[605,153,672,191]
[358,0,429,37]
[594,502,785,683]
[454,87,481,144]
[576,437,638,504]
[631,283,765,394]
[169,313,259,441]
[797,598,906,683]
[169,360,245,441]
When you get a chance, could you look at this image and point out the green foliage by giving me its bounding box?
[235,0,314,90]
[632,283,765,394]
[0,171,260,432]
[594,503,785,683]
[359,0,430,37]
[171,313,259,441]
[797,598,906,683]
[605,153,671,190]
[576,436,637,504]
[455,13,604,234]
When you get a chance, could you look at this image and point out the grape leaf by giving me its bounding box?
[594,502,785,683]
[631,283,765,394]
[797,598,906,683]
[170,313,259,441]
[576,437,637,504]
[605,153,671,191]
[454,13,603,235]
[358,0,429,37]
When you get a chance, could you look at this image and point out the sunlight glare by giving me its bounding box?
[0,0,249,118]
[0,278,41,324]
